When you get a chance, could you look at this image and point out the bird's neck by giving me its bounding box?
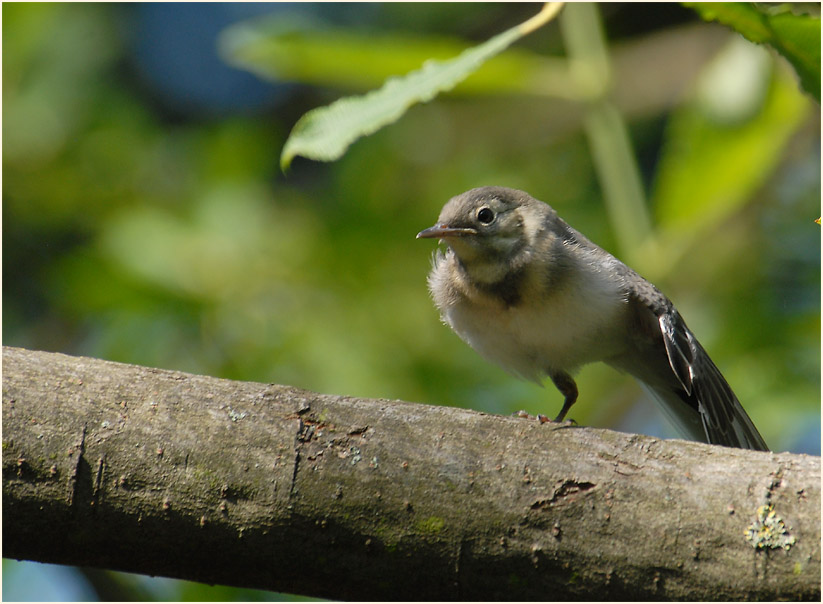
[447,235,528,286]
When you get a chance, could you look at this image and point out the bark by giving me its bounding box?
[2,346,819,601]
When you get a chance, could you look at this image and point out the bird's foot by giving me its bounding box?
[513,410,577,426]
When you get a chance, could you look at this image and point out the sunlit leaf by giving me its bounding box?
[277,3,564,169]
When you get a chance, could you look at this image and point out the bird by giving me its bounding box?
[417,186,769,451]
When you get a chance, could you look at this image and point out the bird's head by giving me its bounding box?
[417,187,544,269]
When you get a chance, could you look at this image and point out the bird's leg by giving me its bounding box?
[549,371,578,422]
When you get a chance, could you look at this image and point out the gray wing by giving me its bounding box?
[571,238,769,451]
[604,258,769,451]
[656,310,769,451]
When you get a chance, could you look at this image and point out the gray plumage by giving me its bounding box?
[417,186,768,451]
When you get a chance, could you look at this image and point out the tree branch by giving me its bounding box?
[2,346,819,600]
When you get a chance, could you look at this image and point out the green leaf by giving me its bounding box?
[277,3,564,169]
[684,2,820,101]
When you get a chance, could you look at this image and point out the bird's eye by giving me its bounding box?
[477,207,495,224]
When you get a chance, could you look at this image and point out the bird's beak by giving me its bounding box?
[416,223,477,239]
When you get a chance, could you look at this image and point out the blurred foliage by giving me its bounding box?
[219,18,574,97]
[233,3,563,168]
[2,2,820,602]
[684,2,821,101]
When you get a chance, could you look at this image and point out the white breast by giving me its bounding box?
[433,252,628,383]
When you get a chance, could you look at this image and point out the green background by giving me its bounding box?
[3,3,819,600]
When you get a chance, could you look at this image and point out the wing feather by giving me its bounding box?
[657,312,769,451]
